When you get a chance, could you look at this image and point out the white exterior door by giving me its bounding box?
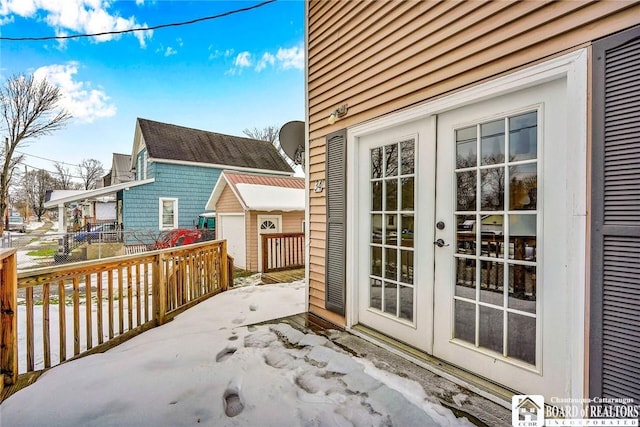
[218,214,246,269]
[257,215,282,272]
[356,119,435,353]
[433,78,571,397]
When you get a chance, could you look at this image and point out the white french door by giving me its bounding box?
[356,119,435,353]
[433,78,570,397]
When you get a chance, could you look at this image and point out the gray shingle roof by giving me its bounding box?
[137,118,293,174]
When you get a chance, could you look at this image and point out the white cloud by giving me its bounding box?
[234,51,252,68]
[33,63,117,123]
[164,46,176,57]
[276,44,304,70]
[135,0,144,5]
[0,0,153,48]
[255,52,275,72]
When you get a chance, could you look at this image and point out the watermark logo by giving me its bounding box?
[512,395,545,427]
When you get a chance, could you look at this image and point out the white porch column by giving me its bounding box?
[57,204,65,232]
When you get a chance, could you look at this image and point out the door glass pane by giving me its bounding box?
[401,177,414,210]
[385,179,397,211]
[479,306,503,353]
[456,171,476,211]
[454,299,475,344]
[371,214,382,244]
[456,215,476,255]
[370,279,382,310]
[400,250,413,284]
[455,258,475,298]
[481,167,504,210]
[385,144,398,176]
[480,216,504,258]
[399,285,413,321]
[508,265,536,314]
[480,260,503,305]
[371,246,382,277]
[385,214,397,245]
[400,140,415,175]
[509,112,537,161]
[383,282,397,315]
[481,120,505,165]
[508,313,536,364]
[371,147,383,179]
[385,248,397,280]
[509,164,537,210]
[372,181,382,211]
[509,215,536,261]
[456,126,477,168]
[401,215,414,248]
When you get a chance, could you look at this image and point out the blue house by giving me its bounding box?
[45,118,294,237]
[119,118,294,232]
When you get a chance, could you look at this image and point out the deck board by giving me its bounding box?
[261,268,305,284]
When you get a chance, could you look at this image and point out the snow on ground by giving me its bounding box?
[1,281,472,427]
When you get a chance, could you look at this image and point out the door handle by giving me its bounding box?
[433,239,449,248]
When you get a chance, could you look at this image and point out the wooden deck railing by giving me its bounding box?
[261,232,305,273]
[0,249,18,395]
[0,240,229,390]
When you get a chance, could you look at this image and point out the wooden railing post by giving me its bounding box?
[0,249,18,388]
[153,253,167,325]
[221,241,229,291]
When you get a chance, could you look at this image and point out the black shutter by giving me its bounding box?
[326,129,347,315]
[591,25,640,400]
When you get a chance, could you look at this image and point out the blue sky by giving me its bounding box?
[0,0,304,180]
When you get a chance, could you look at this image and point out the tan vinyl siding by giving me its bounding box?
[215,186,243,213]
[306,0,640,323]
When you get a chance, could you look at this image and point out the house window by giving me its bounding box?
[453,111,538,365]
[159,198,178,230]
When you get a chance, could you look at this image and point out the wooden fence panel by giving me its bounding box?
[262,233,305,273]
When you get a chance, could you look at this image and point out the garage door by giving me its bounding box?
[218,214,246,269]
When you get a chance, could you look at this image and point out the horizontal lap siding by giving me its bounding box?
[307,0,640,323]
[215,186,243,214]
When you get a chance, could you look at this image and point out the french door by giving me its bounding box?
[355,78,573,398]
[433,78,570,397]
[356,119,435,353]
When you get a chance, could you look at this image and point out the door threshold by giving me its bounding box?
[349,324,516,409]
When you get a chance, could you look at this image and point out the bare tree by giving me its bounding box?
[242,125,279,143]
[77,158,104,190]
[24,168,56,221]
[54,162,75,189]
[0,73,71,231]
[242,125,296,170]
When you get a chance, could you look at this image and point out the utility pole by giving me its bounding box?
[24,165,29,223]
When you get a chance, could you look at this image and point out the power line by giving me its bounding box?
[0,0,276,41]
[15,150,81,167]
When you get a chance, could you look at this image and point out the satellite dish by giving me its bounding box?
[279,121,305,167]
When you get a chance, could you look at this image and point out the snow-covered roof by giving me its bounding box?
[44,178,155,208]
[206,171,305,212]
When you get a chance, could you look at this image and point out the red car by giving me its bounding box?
[154,229,203,249]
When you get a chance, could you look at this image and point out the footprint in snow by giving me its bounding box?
[223,380,244,417]
[216,347,237,362]
[249,303,258,311]
[232,317,246,324]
